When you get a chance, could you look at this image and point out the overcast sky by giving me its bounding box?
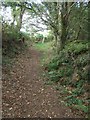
[0,5,49,36]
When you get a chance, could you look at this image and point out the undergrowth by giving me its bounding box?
[45,40,89,117]
[2,24,28,67]
[34,42,53,65]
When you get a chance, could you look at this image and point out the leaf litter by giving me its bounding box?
[2,46,84,118]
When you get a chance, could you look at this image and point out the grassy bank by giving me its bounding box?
[33,42,53,65]
[35,40,89,117]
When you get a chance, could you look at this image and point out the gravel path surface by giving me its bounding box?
[2,46,82,118]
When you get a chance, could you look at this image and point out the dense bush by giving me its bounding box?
[2,23,29,65]
[47,40,89,82]
[65,40,88,54]
[45,40,89,114]
[2,23,28,54]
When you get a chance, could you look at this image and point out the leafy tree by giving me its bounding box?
[2,1,26,32]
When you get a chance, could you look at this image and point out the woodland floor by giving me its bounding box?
[2,45,83,118]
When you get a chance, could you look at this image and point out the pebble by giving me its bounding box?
[28,115,30,117]
[9,107,12,111]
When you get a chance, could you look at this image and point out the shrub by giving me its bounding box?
[64,40,88,55]
[48,70,60,82]
[46,40,89,114]
[76,54,89,67]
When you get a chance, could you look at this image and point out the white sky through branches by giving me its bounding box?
[0,5,49,36]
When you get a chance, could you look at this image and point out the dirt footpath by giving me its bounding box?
[2,46,82,118]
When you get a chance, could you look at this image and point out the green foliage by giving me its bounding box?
[75,105,88,113]
[34,42,53,66]
[76,54,89,67]
[35,34,43,42]
[45,40,89,114]
[3,24,19,40]
[72,87,84,95]
[48,61,59,71]
[45,34,54,42]
[59,67,73,77]
[2,23,28,66]
[65,96,88,113]
[76,80,84,88]
[2,56,13,66]
[46,40,89,81]
[48,70,60,82]
[2,1,89,116]
[34,42,52,52]
[36,34,43,39]
[20,32,30,41]
[44,80,54,85]
[65,40,88,55]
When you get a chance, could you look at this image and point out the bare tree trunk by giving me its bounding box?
[60,2,68,49]
[17,6,25,32]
